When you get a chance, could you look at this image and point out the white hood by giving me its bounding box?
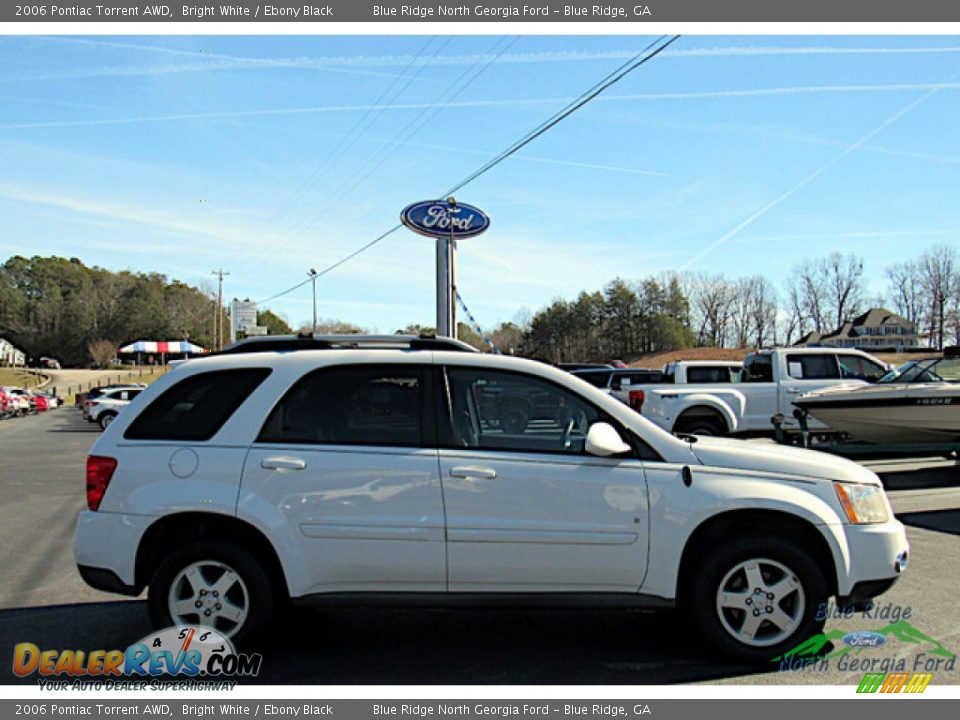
[688,436,881,486]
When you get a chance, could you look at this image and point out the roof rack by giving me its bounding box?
[216,333,480,356]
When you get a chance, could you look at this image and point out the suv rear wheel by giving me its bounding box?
[686,534,827,662]
[98,412,118,430]
[147,540,275,646]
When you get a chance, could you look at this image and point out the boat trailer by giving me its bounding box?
[771,408,960,460]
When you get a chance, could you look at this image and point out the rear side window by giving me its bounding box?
[124,368,270,441]
[687,366,734,383]
[258,365,428,447]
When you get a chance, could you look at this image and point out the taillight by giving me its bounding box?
[86,456,117,511]
[628,390,645,412]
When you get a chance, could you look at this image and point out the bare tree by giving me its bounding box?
[690,274,735,347]
[750,276,779,347]
[782,283,806,345]
[729,277,754,349]
[822,252,865,328]
[885,260,924,327]
[88,338,118,368]
[792,260,828,333]
[919,245,959,350]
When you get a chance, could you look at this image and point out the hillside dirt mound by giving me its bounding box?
[628,347,750,369]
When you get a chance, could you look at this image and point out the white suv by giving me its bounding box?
[74,335,909,661]
[86,386,144,430]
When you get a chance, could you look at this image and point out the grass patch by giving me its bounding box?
[0,368,46,388]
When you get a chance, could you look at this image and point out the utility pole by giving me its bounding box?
[212,269,229,351]
[307,268,318,334]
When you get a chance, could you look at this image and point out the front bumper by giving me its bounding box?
[836,518,909,597]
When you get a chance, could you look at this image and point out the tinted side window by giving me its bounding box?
[687,367,733,383]
[573,370,611,388]
[259,365,427,447]
[787,355,840,380]
[444,367,609,455]
[125,368,270,441]
[743,355,773,382]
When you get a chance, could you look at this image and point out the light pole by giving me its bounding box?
[307,268,318,333]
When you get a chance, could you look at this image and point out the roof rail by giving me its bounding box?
[216,333,480,355]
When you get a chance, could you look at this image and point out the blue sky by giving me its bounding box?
[1,35,959,332]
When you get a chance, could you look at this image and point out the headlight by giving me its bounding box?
[834,482,889,524]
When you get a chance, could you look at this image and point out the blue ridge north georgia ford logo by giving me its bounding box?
[400,200,490,239]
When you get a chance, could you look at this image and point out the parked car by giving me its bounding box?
[82,384,146,421]
[1,387,32,415]
[31,392,49,412]
[74,334,908,661]
[639,348,888,437]
[86,387,144,430]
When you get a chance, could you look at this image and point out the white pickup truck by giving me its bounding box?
[573,361,743,408]
[638,348,888,437]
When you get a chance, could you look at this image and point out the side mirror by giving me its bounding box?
[585,422,632,457]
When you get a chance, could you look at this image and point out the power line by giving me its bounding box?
[443,35,680,197]
[255,35,679,306]
[251,37,508,270]
[231,37,441,278]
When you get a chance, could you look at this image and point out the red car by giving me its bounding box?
[32,393,49,412]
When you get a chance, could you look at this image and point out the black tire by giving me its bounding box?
[98,412,117,431]
[148,540,276,648]
[685,534,828,663]
[674,416,725,437]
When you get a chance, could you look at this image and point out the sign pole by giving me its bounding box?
[448,197,458,339]
[435,238,449,338]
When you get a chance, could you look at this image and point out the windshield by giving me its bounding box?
[877,357,960,384]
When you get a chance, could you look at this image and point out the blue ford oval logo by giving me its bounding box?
[842,631,887,648]
[400,200,490,239]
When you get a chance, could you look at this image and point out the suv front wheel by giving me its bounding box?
[147,540,275,646]
[687,534,828,662]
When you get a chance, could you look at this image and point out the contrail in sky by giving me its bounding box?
[3,82,959,130]
[679,83,953,271]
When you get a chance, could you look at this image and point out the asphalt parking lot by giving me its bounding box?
[1,408,958,686]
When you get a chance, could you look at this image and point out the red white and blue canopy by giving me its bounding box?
[118,340,207,354]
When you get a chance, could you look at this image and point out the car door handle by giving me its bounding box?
[261,456,306,471]
[784,388,802,394]
[449,466,497,480]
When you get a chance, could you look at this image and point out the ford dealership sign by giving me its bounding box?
[401,199,490,239]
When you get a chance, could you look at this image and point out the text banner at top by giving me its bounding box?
[6,0,960,23]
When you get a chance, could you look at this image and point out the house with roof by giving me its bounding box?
[794,308,920,352]
[0,337,26,367]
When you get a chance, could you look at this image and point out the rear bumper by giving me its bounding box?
[73,510,152,592]
[77,565,142,596]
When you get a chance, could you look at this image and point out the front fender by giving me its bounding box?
[640,464,850,599]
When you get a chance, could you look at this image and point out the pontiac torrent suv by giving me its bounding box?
[74,335,909,660]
